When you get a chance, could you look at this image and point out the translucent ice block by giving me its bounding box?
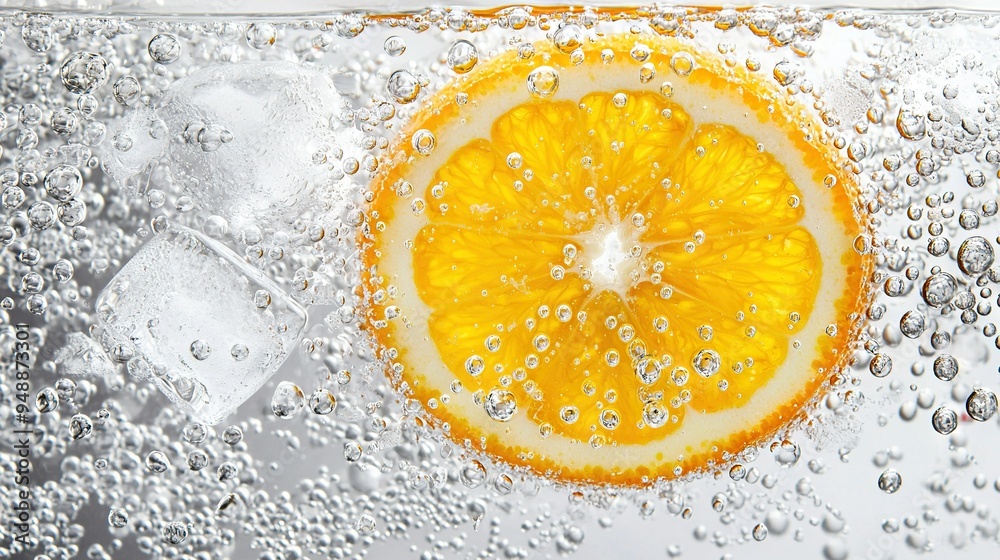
[94,225,307,424]
[103,61,360,230]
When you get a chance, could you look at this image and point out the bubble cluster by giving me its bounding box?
[0,7,999,560]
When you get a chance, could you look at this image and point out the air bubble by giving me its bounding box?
[922,272,957,307]
[560,406,580,424]
[63,412,93,442]
[411,129,436,156]
[447,40,479,73]
[309,389,337,415]
[527,66,560,98]
[966,388,998,422]
[148,34,181,64]
[639,62,656,83]
[253,289,272,308]
[642,401,668,428]
[878,469,902,494]
[465,355,485,376]
[216,493,247,521]
[44,165,83,202]
[182,422,207,444]
[931,407,958,435]
[670,52,695,76]
[494,473,514,494]
[899,311,926,339]
[933,354,959,381]
[869,353,892,378]
[245,23,277,49]
[692,349,721,377]
[344,441,362,462]
[896,108,926,140]
[505,152,524,169]
[771,439,801,467]
[161,522,189,544]
[773,60,798,86]
[35,387,59,412]
[21,17,53,52]
[387,70,421,104]
[957,236,994,276]
[112,76,142,105]
[108,508,129,528]
[928,237,950,257]
[355,514,376,534]
[271,381,306,419]
[671,366,689,387]
[530,333,549,351]
[145,450,171,473]
[60,52,110,94]
[26,201,54,230]
[484,389,517,422]
[628,43,653,62]
[460,460,488,488]
[634,357,662,385]
[186,450,208,470]
[230,344,249,361]
[967,170,986,188]
[384,36,406,56]
[190,339,211,360]
[600,409,620,430]
[552,24,583,54]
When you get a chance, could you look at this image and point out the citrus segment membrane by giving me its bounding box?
[364,35,869,484]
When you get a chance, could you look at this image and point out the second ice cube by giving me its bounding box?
[95,225,307,424]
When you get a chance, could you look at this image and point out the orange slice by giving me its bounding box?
[362,34,870,485]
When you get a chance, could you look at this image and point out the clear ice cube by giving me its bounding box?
[152,61,358,230]
[94,225,307,424]
[101,61,364,308]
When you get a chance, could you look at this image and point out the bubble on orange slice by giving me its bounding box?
[362,34,871,485]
